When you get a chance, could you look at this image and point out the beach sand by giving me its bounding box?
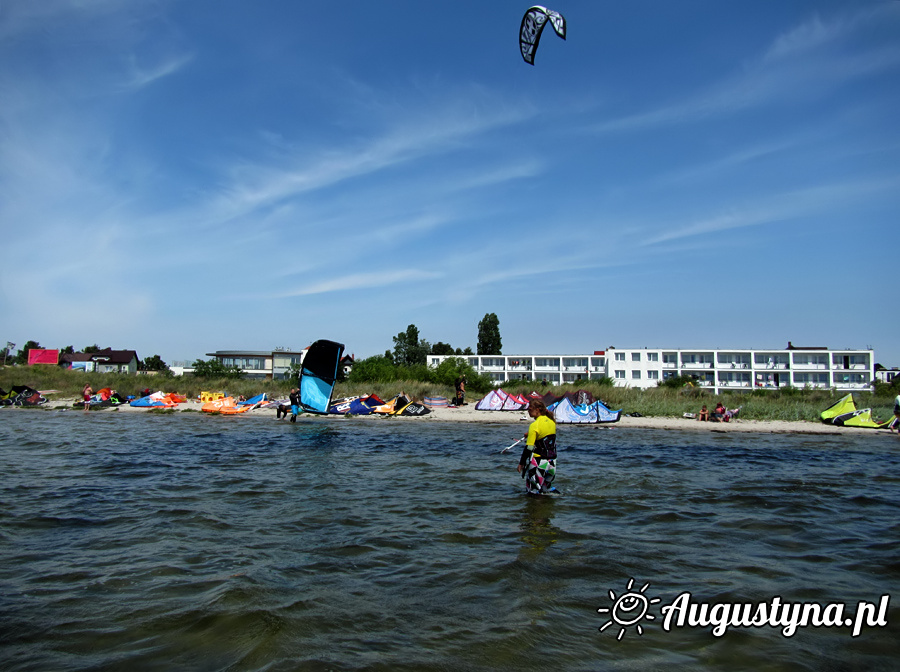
[37,397,896,437]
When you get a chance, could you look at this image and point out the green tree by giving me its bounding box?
[14,340,41,365]
[430,342,455,356]
[141,354,172,375]
[83,344,104,354]
[191,358,244,379]
[60,345,75,355]
[142,354,164,370]
[393,324,430,366]
[477,313,501,355]
[657,374,701,389]
[430,357,477,387]
[348,355,399,383]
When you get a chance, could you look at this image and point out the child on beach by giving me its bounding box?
[697,405,709,421]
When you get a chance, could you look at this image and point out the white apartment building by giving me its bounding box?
[429,344,875,394]
[428,352,608,385]
[204,349,308,380]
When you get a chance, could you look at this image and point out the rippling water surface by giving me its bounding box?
[1,410,898,671]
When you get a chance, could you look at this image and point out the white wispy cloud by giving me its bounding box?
[642,175,900,246]
[277,269,443,298]
[122,52,193,89]
[652,139,799,186]
[206,110,531,226]
[592,3,900,133]
[762,3,899,62]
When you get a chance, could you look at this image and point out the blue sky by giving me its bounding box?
[2,1,898,366]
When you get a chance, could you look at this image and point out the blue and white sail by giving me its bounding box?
[299,340,345,414]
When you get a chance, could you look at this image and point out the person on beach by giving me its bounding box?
[289,387,301,423]
[82,384,93,411]
[893,393,900,434]
[517,399,557,495]
[713,402,726,422]
[697,405,709,421]
[454,375,466,406]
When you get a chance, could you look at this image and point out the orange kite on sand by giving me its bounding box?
[201,397,254,414]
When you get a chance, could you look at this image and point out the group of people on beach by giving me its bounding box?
[696,402,733,422]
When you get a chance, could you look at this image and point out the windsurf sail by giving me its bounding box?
[299,340,345,414]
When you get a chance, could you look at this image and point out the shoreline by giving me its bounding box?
[19,397,898,437]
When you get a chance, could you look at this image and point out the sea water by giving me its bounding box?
[0,410,897,671]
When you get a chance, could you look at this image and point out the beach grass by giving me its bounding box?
[2,365,895,423]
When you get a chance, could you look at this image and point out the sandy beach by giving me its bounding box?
[34,396,897,437]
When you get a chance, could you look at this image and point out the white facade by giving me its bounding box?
[875,368,899,385]
[428,353,607,385]
[429,346,875,393]
[205,350,307,380]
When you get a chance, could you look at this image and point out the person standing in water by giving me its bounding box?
[517,399,557,495]
[893,392,900,435]
[289,387,301,423]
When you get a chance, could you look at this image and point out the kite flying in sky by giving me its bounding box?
[519,5,567,65]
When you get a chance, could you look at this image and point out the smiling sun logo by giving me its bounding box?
[597,578,661,640]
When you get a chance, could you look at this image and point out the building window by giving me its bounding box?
[615,352,625,361]
[632,353,641,362]
[632,370,641,379]
[222,357,266,370]
[648,370,659,379]
[615,370,625,379]
[648,353,659,362]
